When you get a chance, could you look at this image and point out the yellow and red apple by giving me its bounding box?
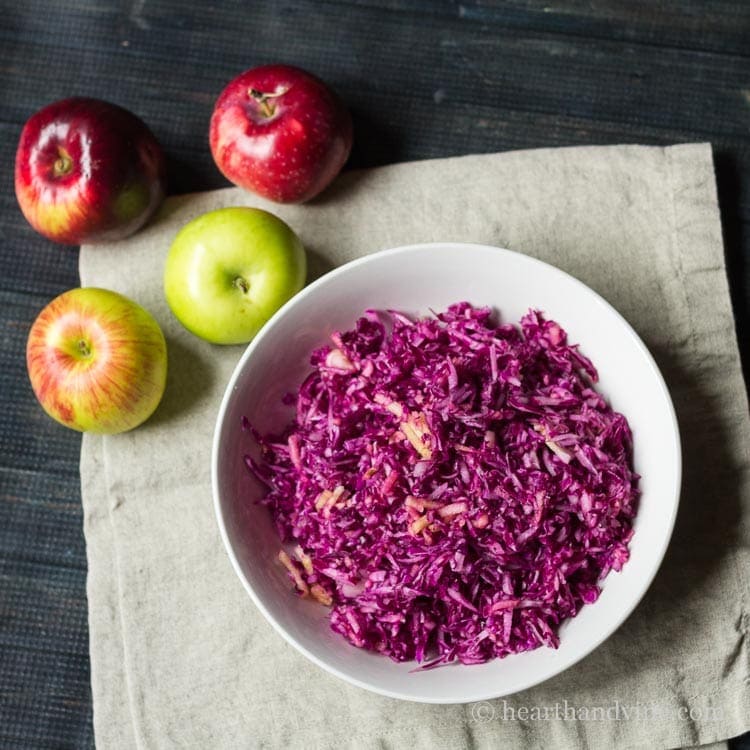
[27,288,168,433]
[15,97,166,245]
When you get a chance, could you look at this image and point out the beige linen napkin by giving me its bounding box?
[80,143,750,749]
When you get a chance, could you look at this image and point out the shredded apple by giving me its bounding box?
[243,303,639,667]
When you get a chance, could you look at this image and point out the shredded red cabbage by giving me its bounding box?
[244,303,639,667]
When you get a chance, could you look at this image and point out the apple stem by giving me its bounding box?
[53,148,73,177]
[233,276,250,294]
[77,339,91,357]
[248,86,289,118]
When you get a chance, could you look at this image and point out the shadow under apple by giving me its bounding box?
[304,245,335,284]
[147,335,216,428]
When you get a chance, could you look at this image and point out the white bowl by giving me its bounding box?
[212,242,681,704]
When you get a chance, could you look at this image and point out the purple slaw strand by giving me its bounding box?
[244,302,639,667]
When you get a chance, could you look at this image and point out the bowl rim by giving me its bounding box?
[211,241,682,703]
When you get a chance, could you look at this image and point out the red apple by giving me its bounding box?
[209,64,352,203]
[15,98,167,244]
[27,288,168,434]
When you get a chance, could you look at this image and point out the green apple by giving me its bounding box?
[164,207,306,344]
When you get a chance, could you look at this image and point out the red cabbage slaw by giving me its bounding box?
[244,303,639,667]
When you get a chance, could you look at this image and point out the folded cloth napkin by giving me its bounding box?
[80,143,750,749]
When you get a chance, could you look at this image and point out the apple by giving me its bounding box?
[15,97,167,245]
[27,288,167,433]
[164,207,306,344]
[209,64,352,203]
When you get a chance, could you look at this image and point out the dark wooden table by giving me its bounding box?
[1,2,749,747]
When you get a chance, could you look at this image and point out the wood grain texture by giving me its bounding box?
[339,0,750,55]
[0,1,749,747]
